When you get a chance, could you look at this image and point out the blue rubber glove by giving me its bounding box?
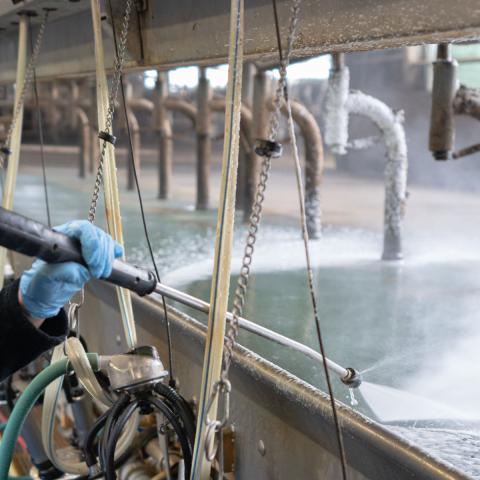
[19,220,123,319]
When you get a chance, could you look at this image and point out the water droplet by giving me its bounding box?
[349,388,358,406]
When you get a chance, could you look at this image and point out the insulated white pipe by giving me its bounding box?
[0,15,28,288]
[346,91,408,260]
[323,65,408,260]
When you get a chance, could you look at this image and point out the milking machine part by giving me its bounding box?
[85,345,195,479]
[106,345,169,392]
[429,43,457,161]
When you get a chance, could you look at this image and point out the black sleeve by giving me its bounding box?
[0,279,68,381]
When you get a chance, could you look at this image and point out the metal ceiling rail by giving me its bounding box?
[0,0,479,82]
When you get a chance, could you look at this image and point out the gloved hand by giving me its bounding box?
[19,220,123,319]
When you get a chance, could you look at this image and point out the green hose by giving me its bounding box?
[0,354,99,480]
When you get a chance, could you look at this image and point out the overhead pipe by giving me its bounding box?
[451,83,480,160]
[89,78,99,174]
[264,96,324,239]
[429,43,457,160]
[247,68,269,221]
[283,100,324,239]
[324,53,408,260]
[154,72,173,200]
[74,107,91,179]
[196,67,212,210]
[453,84,480,121]
[130,94,253,209]
[236,62,255,211]
[129,96,197,125]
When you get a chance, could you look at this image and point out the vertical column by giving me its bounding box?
[70,80,79,129]
[236,62,254,211]
[155,71,172,199]
[245,67,268,221]
[48,81,60,143]
[89,78,98,174]
[76,107,90,179]
[196,67,211,210]
[0,15,28,288]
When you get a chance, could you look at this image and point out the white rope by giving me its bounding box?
[190,0,244,478]
[90,0,137,348]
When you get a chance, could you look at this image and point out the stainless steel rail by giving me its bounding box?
[153,282,355,383]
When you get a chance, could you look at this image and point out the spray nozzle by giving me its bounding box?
[341,367,362,388]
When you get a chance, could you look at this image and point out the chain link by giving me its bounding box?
[1,10,50,164]
[88,0,133,223]
[205,1,302,466]
[222,0,301,378]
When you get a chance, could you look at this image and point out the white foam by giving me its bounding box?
[164,226,381,287]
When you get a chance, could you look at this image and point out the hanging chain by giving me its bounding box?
[204,0,302,462]
[1,10,50,165]
[88,0,133,223]
[70,0,133,319]
[222,0,300,380]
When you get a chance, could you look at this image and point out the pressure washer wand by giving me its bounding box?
[0,207,361,387]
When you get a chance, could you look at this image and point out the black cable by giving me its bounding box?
[104,400,139,480]
[106,0,175,387]
[272,0,284,65]
[153,382,195,448]
[145,396,193,478]
[73,427,158,480]
[28,16,51,228]
[83,408,111,467]
[270,1,348,479]
[98,393,131,471]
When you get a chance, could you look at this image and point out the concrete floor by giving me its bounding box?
[17,144,480,240]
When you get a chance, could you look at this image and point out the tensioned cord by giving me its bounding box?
[106,0,175,385]
[28,16,51,227]
[271,0,348,478]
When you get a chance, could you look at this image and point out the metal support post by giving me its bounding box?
[245,68,268,221]
[196,67,211,210]
[155,71,172,199]
[236,62,254,211]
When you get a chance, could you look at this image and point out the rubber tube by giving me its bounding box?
[0,354,99,480]
[146,396,193,477]
[41,342,138,475]
[154,383,195,449]
[65,337,113,407]
[104,401,139,480]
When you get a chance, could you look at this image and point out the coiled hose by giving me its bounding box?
[0,354,99,480]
